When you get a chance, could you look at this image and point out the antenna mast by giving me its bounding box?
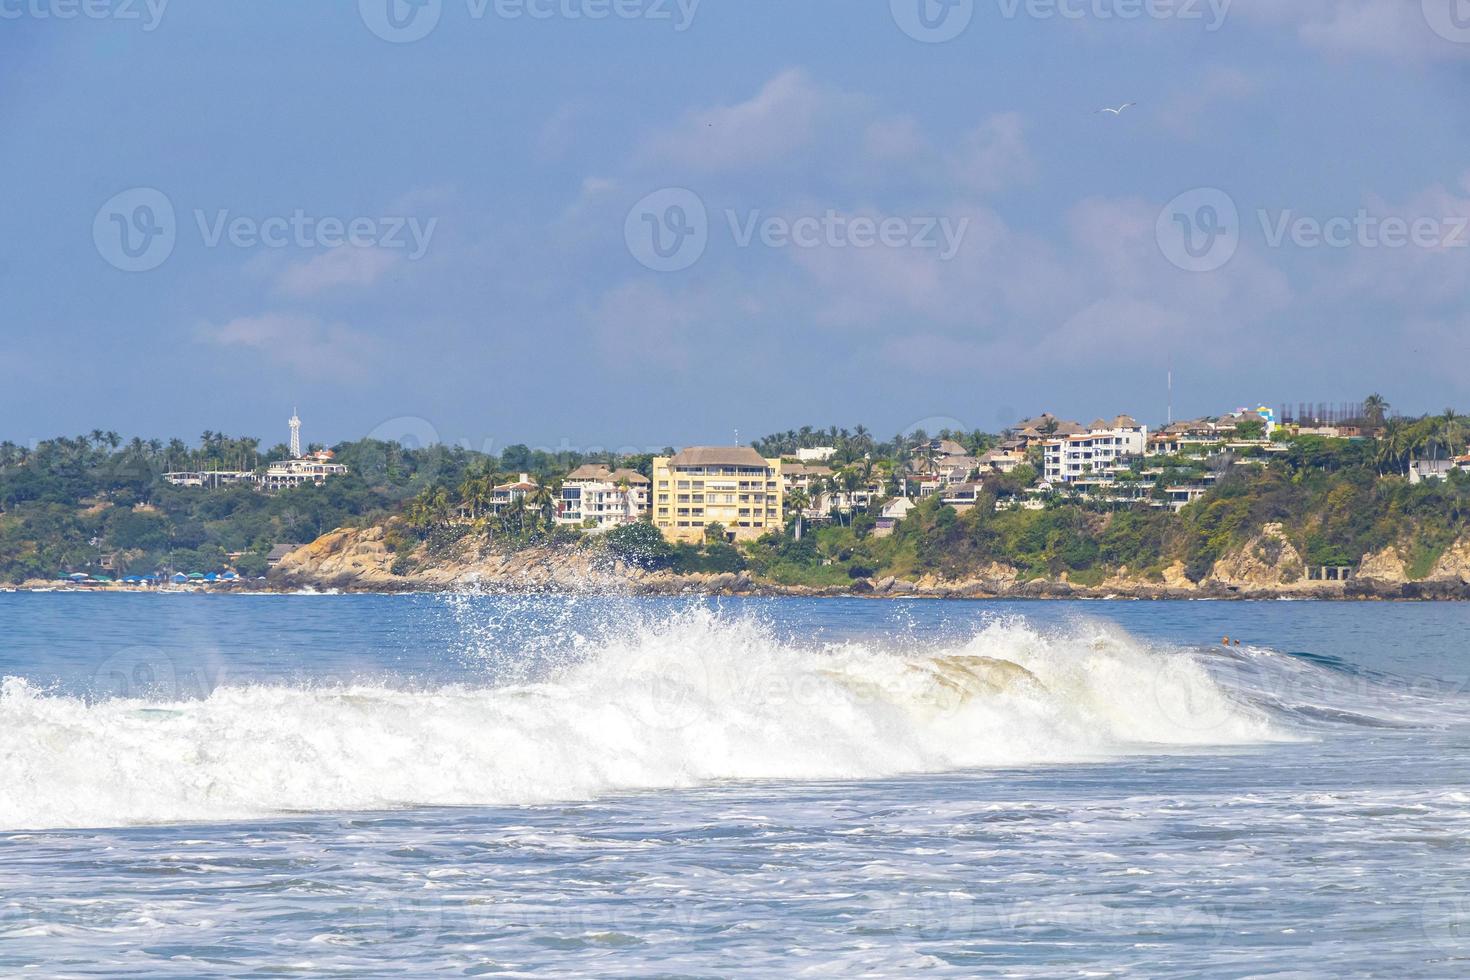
[1167,355,1174,426]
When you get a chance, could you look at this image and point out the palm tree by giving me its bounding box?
[501,495,529,539]
[786,487,809,540]
[1442,409,1464,460]
[1378,418,1410,476]
[833,469,863,526]
[457,473,483,520]
[1364,394,1389,429]
[528,483,557,535]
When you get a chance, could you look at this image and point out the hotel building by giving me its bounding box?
[1042,416,1149,485]
[259,450,348,491]
[652,447,785,544]
[557,465,652,530]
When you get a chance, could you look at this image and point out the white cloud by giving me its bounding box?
[1232,0,1470,62]
[637,69,839,173]
[782,192,1292,375]
[862,115,928,164]
[201,312,374,376]
[1316,172,1470,306]
[950,112,1034,195]
[276,246,400,298]
[1158,67,1262,137]
[630,69,1040,201]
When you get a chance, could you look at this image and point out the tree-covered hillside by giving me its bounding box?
[7,406,1470,589]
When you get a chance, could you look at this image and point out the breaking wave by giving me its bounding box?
[1,610,1295,830]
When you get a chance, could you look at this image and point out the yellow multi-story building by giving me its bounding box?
[652,447,785,544]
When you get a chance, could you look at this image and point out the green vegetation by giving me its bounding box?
[0,433,528,582]
[8,397,1470,589]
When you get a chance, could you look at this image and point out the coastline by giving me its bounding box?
[19,520,1470,601]
[11,577,1468,601]
[256,524,1470,602]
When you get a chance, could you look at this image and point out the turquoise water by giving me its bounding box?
[1,594,1468,976]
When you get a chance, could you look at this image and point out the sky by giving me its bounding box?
[3,0,1470,454]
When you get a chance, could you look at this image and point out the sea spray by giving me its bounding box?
[0,610,1286,830]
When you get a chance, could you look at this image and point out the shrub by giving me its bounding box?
[606,521,674,570]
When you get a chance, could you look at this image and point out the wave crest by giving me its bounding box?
[0,611,1282,830]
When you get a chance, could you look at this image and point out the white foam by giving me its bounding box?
[0,612,1283,830]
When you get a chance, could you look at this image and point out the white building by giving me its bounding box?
[882,497,916,521]
[1410,459,1459,485]
[780,462,834,495]
[1164,485,1211,512]
[260,450,348,491]
[978,449,1027,475]
[795,447,837,463]
[557,466,651,529]
[1043,416,1149,485]
[489,473,539,515]
[163,470,255,489]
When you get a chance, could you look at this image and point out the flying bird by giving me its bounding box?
[1097,102,1136,116]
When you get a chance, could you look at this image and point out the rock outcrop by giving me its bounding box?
[1429,539,1470,585]
[1356,546,1408,585]
[1208,523,1314,594]
[270,523,1470,600]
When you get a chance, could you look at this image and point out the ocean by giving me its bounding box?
[1,593,1468,976]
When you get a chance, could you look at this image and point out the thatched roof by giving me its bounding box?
[668,446,771,468]
[565,465,650,484]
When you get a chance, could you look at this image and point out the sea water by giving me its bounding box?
[0,594,1467,976]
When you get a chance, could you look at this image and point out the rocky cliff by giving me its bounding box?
[271,525,767,596]
[270,523,1470,600]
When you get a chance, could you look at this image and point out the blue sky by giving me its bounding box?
[3,0,1470,453]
